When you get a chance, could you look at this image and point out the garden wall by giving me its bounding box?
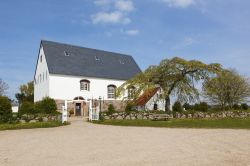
[101,111,250,120]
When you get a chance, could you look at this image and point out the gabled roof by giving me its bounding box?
[135,87,160,106]
[40,40,141,80]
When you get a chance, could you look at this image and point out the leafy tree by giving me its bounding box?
[15,81,34,104]
[118,57,221,112]
[203,70,250,110]
[172,101,183,112]
[0,78,9,96]
[0,96,12,123]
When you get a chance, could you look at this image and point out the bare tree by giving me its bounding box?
[0,78,9,96]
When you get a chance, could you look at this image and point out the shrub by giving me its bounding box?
[199,102,209,112]
[172,101,183,112]
[0,96,12,123]
[183,103,192,110]
[19,101,35,114]
[34,97,57,114]
[194,102,209,112]
[125,102,135,113]
[107,104,115,115]
[232,104,240,110]
[241,103,248,110]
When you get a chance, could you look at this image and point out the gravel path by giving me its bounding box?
[0,119,250,166]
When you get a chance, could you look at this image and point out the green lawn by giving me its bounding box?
[93,118,250,129]
[0,121,70,131]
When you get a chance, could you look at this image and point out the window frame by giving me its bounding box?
[80,79,90,91]
[107,85,116,99]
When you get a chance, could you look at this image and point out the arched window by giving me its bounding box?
[128,86,136,99]
[107,85,116,99]
[80,79,90,91]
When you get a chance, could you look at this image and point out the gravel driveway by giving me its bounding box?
[0,118,250,166]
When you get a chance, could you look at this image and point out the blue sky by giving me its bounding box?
[1,0,250,99]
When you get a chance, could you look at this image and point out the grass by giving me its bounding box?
[93,118,250,129]
[0,121,70,131]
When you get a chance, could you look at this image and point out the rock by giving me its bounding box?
[43,117,48,122]
[20,120,26,123]
[29,120,37,123]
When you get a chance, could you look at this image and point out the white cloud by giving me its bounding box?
[125,29,140,35]
[92,0,134,25]
[161,0,195,8]
[115,0,134,12]
[91,11,131,24]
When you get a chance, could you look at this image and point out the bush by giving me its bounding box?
[199,102,209,112]
[107,104,115,115]
[194,102,209,112]
[232,104,240,110]
[183,103,192,110]
[19,101,35,114]
[241,103,248,110]
[34,97,57,114]
[0,96,12,123]
[125,102,135,113]
[172,101,183,112]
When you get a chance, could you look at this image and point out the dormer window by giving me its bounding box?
[64,51,70,56]
[80,79,90,91]
[107,84,116,99]
[95,56,100,61]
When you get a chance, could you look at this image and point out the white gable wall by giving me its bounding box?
[49,74,125,101]
[145,89,165,111]
[34,46,50,102]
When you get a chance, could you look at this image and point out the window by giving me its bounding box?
[95,56,100,61]
[107,85,116,99]
[40,55,42,62]
[80,79,90,91]
[64,51,70,56]
[128,86,135,99]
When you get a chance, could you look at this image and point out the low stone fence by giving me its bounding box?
[101,111,250,120]
[13,114,62,123]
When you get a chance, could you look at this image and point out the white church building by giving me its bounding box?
[34,40,165,116]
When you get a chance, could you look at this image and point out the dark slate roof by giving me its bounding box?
[41,40,141,80]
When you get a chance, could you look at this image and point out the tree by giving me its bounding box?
[0,96,12,123]
[203,70,250,110]
[172,101,184,112]
[117,57,221,112]
[0,78,9,96]
[15,81,34,104]
[34,97,57,114]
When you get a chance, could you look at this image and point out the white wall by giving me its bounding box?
[145,89,165,111]
[49,74,126,101]
[12,106,19,113]
[34,46,50,102]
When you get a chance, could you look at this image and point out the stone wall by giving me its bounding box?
[101,111,250,120]
[101,100,126,112]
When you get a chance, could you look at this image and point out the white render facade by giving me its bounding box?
[34,40,166,115]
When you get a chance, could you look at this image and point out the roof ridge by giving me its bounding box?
[41,40,133,58]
